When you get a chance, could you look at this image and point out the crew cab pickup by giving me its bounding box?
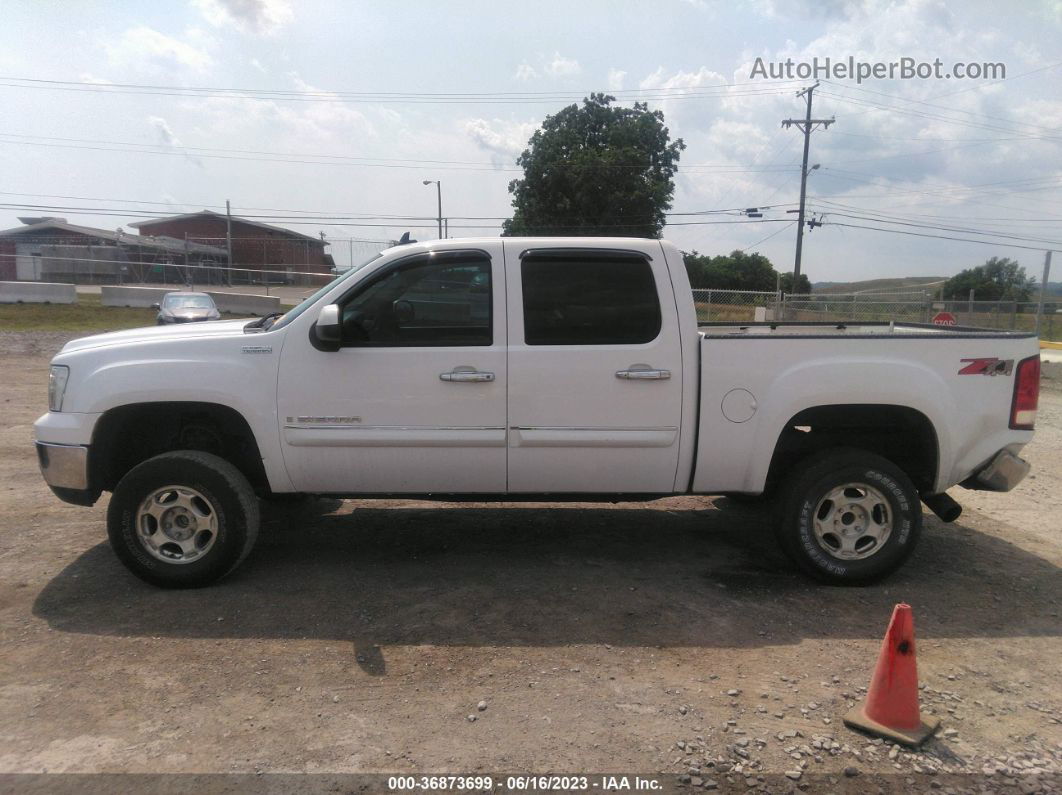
[34,237,1040,587]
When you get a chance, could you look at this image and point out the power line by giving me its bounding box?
[813,211,1062,247]
[742,221,797,252]
[826,221,1059,252]
[0,75,800,104]
[820,63,1062,133]
[813,169,1062,206]
[807,197,1062,227]
[0,131,801,174]
[0,198,789,222]
[806,201,1062,242]
[819,90,1062,140]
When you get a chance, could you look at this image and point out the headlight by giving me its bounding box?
[48,365,69,412]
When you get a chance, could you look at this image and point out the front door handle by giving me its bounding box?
[616,365,671,380]
[441,366,495,383]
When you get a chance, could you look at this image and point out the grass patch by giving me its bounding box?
[0,294,158,333]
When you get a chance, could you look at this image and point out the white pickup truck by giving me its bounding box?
[35,237,1040,588]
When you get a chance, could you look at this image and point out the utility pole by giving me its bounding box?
[782,82,833,289]
[184,233,192,290]
[1035,250,1053,336]
[225,200,233,286]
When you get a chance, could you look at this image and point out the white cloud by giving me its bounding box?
[185,73,376,144]
[77,72,114,85]
[462,118,537,161]
[514,62,538,81]
[192,0,294,35]
[748,0,867,19]
[106,26,212,71]
[544,52,581,77]
[147,116,205,167]
[148,116,181,147]
[513,52,582,82]
[607,68,627,91]
[249,57,267,73]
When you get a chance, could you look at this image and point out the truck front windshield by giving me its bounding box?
[266,252,383,331]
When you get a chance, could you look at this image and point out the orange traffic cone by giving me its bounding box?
[843,603,940,747]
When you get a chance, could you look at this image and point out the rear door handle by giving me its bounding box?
[616,365,671,380]
[440,367,495,383]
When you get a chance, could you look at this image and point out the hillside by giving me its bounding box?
[811,276,947,295]
[812,278,1062,297]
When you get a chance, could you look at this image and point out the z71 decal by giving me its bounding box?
[958,357,1014,376]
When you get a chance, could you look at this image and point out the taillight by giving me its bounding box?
[1009,355,1040,430]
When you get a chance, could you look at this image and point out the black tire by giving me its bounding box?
[107,450,260,588]
[776,447,921,585]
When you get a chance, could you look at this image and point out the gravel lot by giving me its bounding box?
[1,332,1059,793]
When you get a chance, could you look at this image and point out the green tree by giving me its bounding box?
[684,250,778,291]
[942,257,1035,301]
[503,93,685,237]
[682,250,811,294]
[778,271,811,294]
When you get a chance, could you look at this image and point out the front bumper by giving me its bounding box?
[36,442,99,506]
[963,449,1031,492]
[37,442,88,489]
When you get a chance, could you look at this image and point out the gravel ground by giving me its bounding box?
[0,332,1058,793]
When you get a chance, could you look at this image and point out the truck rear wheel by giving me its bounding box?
[776,448,921,585]
[107,450,259,588]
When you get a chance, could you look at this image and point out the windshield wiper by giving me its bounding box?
[244,312,284,332]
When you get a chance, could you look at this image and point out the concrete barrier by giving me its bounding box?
[207,291,281,317]
[100,285,169,308]
[0,281,77,304]
[99,285,280,316]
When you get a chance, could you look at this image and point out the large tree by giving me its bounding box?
[778,271,812,295]
[683,250,811,294]
[503,93,685,237]
[942,257,1035,302]
[685,250,777,291]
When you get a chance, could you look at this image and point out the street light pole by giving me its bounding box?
[423,180,442,239]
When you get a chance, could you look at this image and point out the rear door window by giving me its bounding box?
[520,253,661,345]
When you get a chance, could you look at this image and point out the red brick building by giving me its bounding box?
[130,210,335,284]
[0,217,227,283]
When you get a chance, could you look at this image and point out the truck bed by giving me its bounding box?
[698,320,1038,339]
[692,321,1038,495]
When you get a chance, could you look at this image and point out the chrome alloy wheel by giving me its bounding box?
[135,485,219,564]
[812,482,892,560]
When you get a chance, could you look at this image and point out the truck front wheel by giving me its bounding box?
[107,451,260,588]
[776,448,922,585]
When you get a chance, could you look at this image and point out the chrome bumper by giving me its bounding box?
[36,442,89,490]
[971,449,1031,492]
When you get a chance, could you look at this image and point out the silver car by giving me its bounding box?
[153,292,221,325]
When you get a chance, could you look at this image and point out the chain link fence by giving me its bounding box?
[694,288,1060,341]
[691,289,781,323]
[1,235,390,294]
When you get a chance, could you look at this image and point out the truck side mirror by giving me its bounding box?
[151,303,161,310]
[314,303,341,344]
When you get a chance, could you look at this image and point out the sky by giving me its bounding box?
[0,0,1060,282]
